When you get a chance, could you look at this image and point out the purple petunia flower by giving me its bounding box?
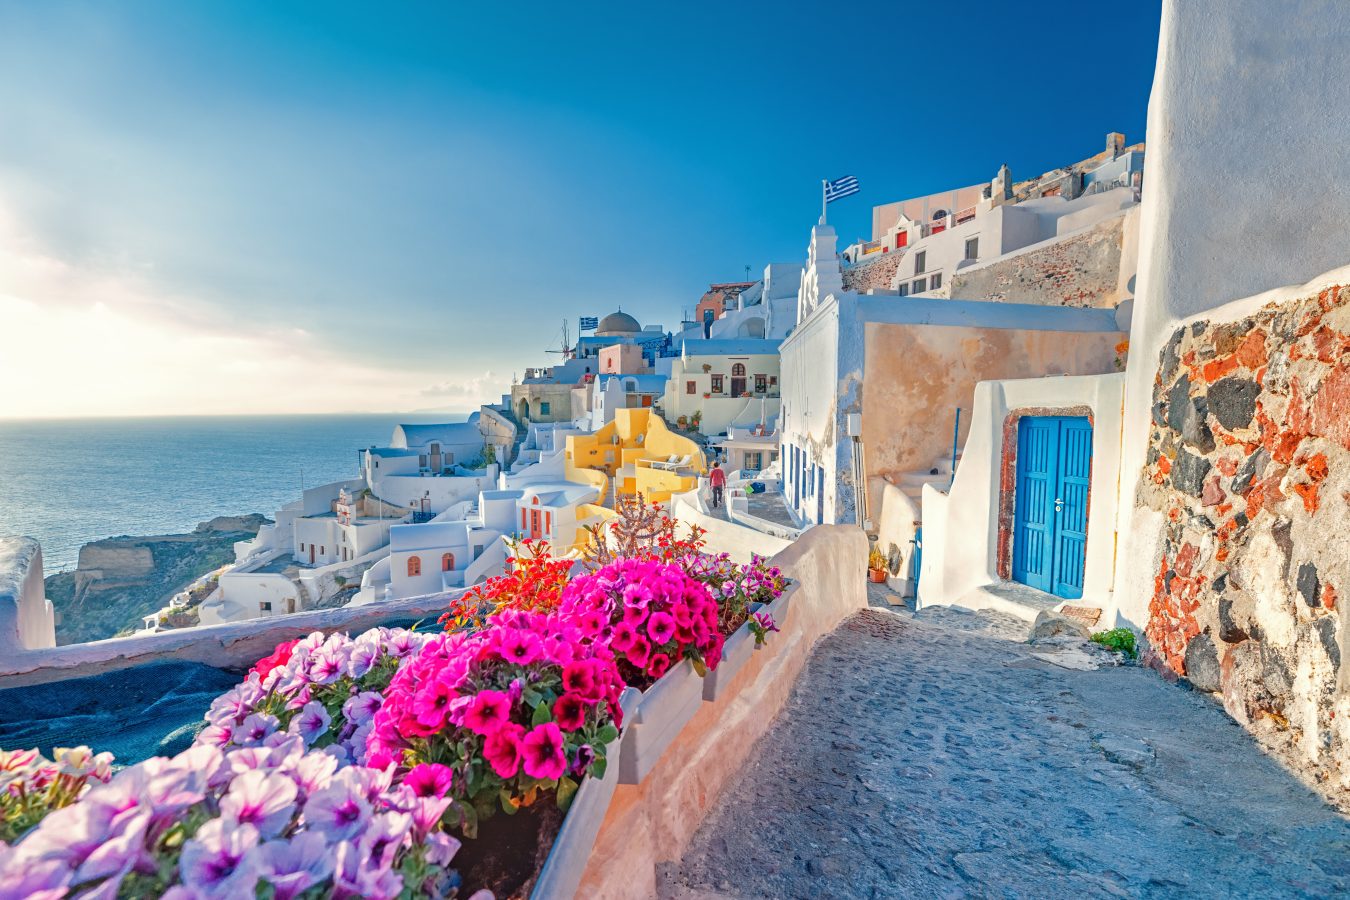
[237,713,280,746]
[178,819,261,897]
[342,691,382,727]
[289,702,333,747]
[219,769,297,838]
[303,779,372,842]
[258,833,334,900]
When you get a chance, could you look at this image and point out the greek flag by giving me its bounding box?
[579,316,598,332]
[824,175,860,203]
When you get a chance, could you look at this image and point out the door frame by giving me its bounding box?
[997,407,1095,597]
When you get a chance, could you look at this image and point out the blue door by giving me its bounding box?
[1012,416,1092,599]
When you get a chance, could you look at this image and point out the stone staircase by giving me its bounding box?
[895,449,963,504]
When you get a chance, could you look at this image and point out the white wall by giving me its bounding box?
[0,537,55,651]
[369,466,498,512]
[921,374,1125,614]
[669,490,791,563]
[1112,0,1350,630]
[202,573,299,625]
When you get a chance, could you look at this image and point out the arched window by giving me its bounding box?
[407,556,421,577]
[732,363,746,376]
[441,552,454,572]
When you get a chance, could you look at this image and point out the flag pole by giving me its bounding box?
[820,179,827,225]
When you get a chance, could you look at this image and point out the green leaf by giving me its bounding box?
[596,724,619,745]
[691,656,707,677]
[522,687,543,709]
[499,788,520,815]
[591,756,608,781]
[456,801,479,840]
[555,776,579,812]
[532,700,552,726]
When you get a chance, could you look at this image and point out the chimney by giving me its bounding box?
[1106,132,1125,159]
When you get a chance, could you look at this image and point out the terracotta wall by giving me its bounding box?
[576,526,868,898]
[1138,284,1349,805]
[860,321,1124,515]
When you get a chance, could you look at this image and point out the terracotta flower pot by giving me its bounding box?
[868,568,887,583]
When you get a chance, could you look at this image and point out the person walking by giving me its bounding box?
[709,462,726,508]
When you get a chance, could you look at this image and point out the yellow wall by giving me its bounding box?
[564,409,706,505]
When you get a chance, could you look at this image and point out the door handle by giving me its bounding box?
[1054,498,1064,513]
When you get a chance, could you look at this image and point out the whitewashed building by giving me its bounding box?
[662,338,782,437]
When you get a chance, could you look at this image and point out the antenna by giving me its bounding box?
[545,318,572,359]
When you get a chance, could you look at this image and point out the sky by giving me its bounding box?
[0,1,1163,419]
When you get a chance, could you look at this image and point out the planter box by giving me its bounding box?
[617,659,703,785]
[531,736,622,900]
[701,616,757,702]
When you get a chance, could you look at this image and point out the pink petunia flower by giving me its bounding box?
[404,763,454,799]
[462,690,512,736]
[552,693,588,731]
[482,723,525,778]
[647,653,673,679]
[646,612,677,645]
[220,769,297,838]
[520,723,567,781]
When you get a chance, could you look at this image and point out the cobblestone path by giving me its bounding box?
[664,606,1350,899]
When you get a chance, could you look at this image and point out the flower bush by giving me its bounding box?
[367,610,625,838]
[439,539,573,632]
[0,747,114,845]
[199,627,433,765]
[560,558,724,684]
[677,552,787,640]
[0,737,473,899]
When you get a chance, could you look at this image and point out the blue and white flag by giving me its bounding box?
[579,316,599,332]
[824,175,860,203]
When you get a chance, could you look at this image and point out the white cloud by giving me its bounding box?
[0,198,506,419]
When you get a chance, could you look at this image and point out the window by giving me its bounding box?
[686,380,697,395]
[914,251,926,274]
[732,363,746,376]
[419,454,428,467]
[898,283,909,297]
[407,556,421,577]
[931,272,943,290]
[320,546,325,555]
[442,552,454,572]
[260,601,272,612]
[298,543,304,551]
[965,237,979,260]
[710,375,724,393]
[912,278,927,294]
[755,374,767,393]
[540,402,551,415]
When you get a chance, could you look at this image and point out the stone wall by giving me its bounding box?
[949,215,1126,308]
[1138,284,1349,804]
[841,250,905,294]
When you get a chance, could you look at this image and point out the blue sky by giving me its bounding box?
[0,1,1162,417]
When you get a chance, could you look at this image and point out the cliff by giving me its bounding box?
[45,515,268,645]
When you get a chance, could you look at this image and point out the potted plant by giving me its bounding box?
[868,547,887,583]
[703,392,711,399]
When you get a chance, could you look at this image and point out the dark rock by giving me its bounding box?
[1166,377,1216,452]
[1315,617,1341,672]
[1183,635,1222,692]
[1152,399,1168,428]
[1298,562,1322,608]
[1172,450,1212,497]
[1272,519,1294,579]
[1213,573,1228,593]
[1218,597,1249,644]
[1191,321,1206,337]
[1234,512,1249,530]
[1261,644,1295,700]
[1208,378,1261,431]
[1233,448,1269,495]
[1159,327,1186,385]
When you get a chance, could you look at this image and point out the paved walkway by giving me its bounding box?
[664,602,1350,899]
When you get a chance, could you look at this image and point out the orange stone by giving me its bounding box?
[1235,331,1268,369]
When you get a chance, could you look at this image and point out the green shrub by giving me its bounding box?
[1091,627,1137,658]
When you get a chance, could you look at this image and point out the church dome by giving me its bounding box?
[595,310,642,336]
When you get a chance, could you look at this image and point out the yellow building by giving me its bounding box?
[565,408,705,505]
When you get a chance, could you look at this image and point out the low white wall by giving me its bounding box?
[203,573,300,625]
[0,536,55,651]
[0,588,469,688]
[920,373,1125,613]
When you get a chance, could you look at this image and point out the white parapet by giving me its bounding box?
[0,536,56,651]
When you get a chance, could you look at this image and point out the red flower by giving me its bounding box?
[552,693,588,731]
[249,638,300,681]
[463,689,512,735]
[646,653,672,679]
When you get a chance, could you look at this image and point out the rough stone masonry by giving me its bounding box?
[1139,284,1350,806]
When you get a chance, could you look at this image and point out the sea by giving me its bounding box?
[0,414,466,574]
